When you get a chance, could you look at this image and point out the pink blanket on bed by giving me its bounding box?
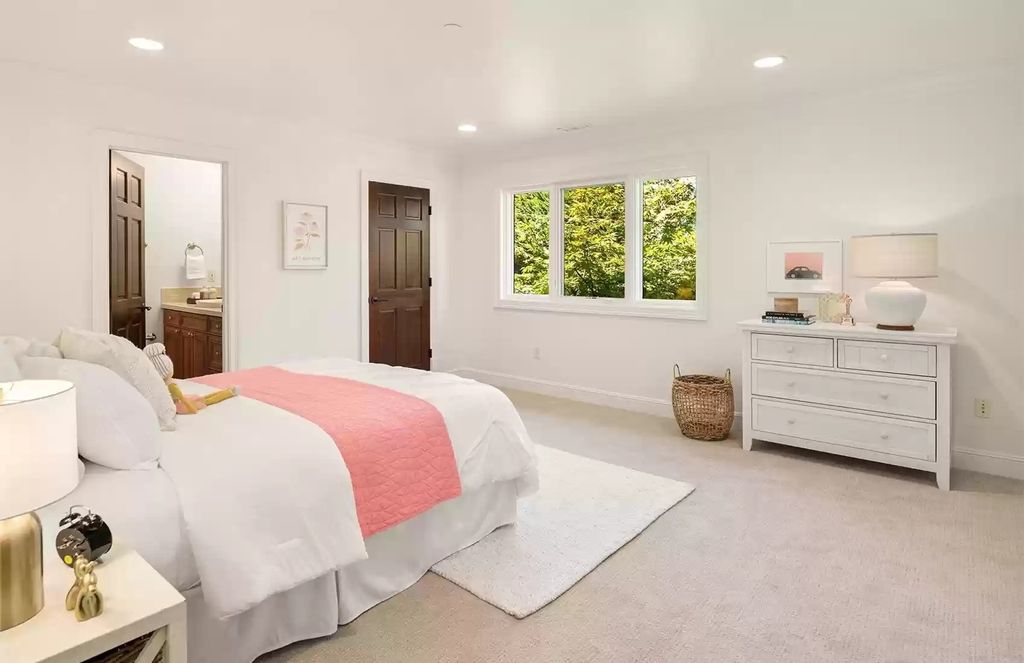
[193,366,461,537]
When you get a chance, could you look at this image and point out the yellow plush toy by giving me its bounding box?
[143,343,237,414]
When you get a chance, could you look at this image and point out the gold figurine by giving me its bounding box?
[65,556,103,621]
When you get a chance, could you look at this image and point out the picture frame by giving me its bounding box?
[818,292,852,323]
[282,202,328,270]
[766,240,843,294]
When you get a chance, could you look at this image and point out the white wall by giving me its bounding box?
[0,62,458,369]
[116,151,223,343]
[449,66,1024,478]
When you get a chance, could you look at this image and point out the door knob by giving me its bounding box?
[138,304,152,311]
[369,297,390,304]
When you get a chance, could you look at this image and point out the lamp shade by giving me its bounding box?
[0,380,79,520]
[850,233,938,279]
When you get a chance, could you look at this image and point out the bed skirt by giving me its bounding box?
[183,480,520,663]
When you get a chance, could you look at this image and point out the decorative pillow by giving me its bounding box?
[56,328,176,431]
[17,356,161,470]
[0,335,62,360]
[0,343,21,382]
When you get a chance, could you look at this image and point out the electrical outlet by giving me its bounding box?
[974,399,991,418]
[532,347,541,360]
[207,271,216,283]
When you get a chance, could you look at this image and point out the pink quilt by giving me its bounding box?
[193,366,461,537]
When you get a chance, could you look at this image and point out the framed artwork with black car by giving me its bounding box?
[766,240,843,294]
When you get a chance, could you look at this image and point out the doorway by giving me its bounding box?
[109,150,225,378]
[367,180,431,369]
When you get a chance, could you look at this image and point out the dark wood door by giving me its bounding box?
[109,152,147,347]
[368,181,430,369]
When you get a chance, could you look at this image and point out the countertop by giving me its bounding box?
[163,302,223,318]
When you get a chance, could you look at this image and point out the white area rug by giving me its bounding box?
[431,445,694,618]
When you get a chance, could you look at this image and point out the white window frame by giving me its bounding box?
[497,162,708,320]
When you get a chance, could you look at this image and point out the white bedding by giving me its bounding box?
[38,462,199,591]
[163,359,538,619]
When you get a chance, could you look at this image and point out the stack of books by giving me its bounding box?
[762,311,816,325]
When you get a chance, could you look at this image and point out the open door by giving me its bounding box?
[367,181,430,369]
[109,151,148,348]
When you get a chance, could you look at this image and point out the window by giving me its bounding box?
[562,183,626,298]
[500,161,706,319]
[512,191,550,295]
[642,177,697,301]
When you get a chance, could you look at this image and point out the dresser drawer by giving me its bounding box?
[751,363,936,419]
[751,398,936,461]
[751,333,834,367]
[838,339,936,377]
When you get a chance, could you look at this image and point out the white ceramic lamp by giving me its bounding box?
[849,233,938,331]
[0,380,79,631]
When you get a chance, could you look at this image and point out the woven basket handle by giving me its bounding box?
[673,364,681,379]
[724,368,732,384]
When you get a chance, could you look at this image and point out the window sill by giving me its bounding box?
[494,298,707,321]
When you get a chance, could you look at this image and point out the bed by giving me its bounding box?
[37,356,538,663]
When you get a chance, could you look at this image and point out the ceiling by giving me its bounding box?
[2,0,1022,152]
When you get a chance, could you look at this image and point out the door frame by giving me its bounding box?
[359,169,438,365]
[91,130,238,372]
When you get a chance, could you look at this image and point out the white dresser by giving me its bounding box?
[739,320,957,489]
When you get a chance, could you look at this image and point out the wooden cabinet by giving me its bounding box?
[163,309,223,379]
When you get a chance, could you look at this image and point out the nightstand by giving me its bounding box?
[0,547,186,663]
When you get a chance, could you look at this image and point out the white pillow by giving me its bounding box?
[0,336,62,360]
[57,328,176,431]
[0,344,20,382]
[17,356,161,470]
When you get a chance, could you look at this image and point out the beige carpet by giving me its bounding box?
[261,389,1024,663]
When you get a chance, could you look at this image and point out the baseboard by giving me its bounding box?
[454,368,1020,481]
[952,447,1024,480]
[452,368,676,418]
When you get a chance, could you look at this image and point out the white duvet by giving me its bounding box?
[160,359,537,619]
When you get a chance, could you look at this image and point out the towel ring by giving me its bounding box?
[185,242,205,258]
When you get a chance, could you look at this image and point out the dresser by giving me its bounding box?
[739,320,957,489]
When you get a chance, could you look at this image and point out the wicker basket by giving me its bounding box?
[671,365,734,441]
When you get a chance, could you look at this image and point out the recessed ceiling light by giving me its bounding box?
[129,37,164,51]
[457,124,478,133]
[753,55,785,69]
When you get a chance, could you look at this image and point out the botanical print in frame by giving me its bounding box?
[283,202,328,269]
[766,240,843,294]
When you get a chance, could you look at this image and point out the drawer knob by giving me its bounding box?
[785,346,795,353]
[787,418,796,425]
[879,393,890,400]
[880,433,890,440]
[880,354,889,361]
[786,381,796,388]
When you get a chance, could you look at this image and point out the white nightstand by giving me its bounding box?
[0,546,186,663]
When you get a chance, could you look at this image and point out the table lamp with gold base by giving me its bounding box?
[0,380,79,631]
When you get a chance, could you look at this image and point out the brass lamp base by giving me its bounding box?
[0,512,44,631]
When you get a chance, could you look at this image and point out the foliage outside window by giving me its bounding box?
[502,165,704,318]
[512,191,550,295]
[562,183,626,298]
[642,177,697,301]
